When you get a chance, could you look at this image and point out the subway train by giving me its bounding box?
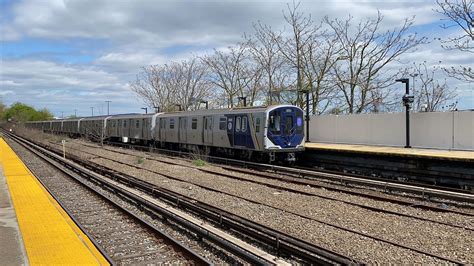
[26,105,305,162]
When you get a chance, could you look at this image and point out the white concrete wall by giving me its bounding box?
[309,111,474,150]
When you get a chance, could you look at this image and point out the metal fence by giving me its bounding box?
[308,110,473,150]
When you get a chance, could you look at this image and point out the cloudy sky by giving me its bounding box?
[1,0,472,117]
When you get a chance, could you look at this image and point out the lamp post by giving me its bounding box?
[300,89,310,142]
[396,78,413,148]
[141,107,147,114]
[91,107,94,116]
[200,100,209,110]
[105,100,111,115]
[74,109,77,117]
[238,96,247,107]
[153,106,160,113]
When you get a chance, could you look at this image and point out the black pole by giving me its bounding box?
[205,101,208,109]
[305,91,310,142]
[404,81,410,148]
[396,78,412,148]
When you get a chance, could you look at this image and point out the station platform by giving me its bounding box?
[0,138,108,265]
[305,142,474,162]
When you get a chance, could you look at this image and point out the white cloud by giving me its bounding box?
[1,0,472,112]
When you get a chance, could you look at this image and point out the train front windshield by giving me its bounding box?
[269,107,303,136]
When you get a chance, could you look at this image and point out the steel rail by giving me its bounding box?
[89,139,474,203]
[25,136,469,265]
[7,131,359,265]
[5,131,357,265]
[55,140,474,216]
[3,131,212,266]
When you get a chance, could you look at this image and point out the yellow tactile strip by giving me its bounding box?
[0,138,108,265]
[305,142,474,162]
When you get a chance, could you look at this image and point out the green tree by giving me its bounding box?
[3,102,53,122]
[0,101,6,120]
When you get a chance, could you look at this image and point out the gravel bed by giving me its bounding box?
[17,132,474,263]
[6,138,242,265]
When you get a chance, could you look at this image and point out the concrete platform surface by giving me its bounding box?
[0,166,28,265]
[305,142,474,162]
[0,138,108,265]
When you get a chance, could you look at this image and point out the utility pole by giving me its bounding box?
[91,107,94,116]
[300,89,310,142]
[74,109,77,117]
[61,111,64,118]
[105,100,111,115]
[141,107,147,114]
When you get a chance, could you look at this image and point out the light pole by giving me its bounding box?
[175,104,182,111]
[396,78,414,148]
[238,96,247,107]
[90,107,94,116]
[141,107,147,114]
[153,106,160,113]
[61,111,64,118]
[105,101,111,115]
[74,109,77,117]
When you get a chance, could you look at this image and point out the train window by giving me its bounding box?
[170,119,175,129]
[227,118,233,131]
[192,118,197,129]
[235,117,241,132]
[269,114,281,134]
[219,117,226,130]
[284,116,293,135]
[256,118,261,133]
[135,120,140,128]
[242,117,247,132]
[123,120,127,128]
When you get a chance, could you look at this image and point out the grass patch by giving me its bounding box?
[192,159,206,167]
[137,157,145,164]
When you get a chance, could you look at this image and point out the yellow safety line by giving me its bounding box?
[0,138,109,265]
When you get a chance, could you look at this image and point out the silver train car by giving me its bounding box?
[26,105,305,162]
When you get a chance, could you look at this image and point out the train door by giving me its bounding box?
[142,118,148,139]
[159,118,166,141]
[233,115,245,147]
[179,117,187,142]
[203,116,213,145]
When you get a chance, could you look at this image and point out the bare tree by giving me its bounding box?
[302,31,341,114]
[246,22,286,104]
[435,0,474,82]
[411,62,458,111]
[274,1,316,107]
[130,57,210,112]
[202,42,262,107]
[325,12,427,113]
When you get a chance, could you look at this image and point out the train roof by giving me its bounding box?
[26,105,302,123]
[158,104,299,118]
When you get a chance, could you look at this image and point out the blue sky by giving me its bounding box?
[1,0,472,117]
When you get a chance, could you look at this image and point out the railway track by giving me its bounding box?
[3,129,359,265]
[24,136,473,263]
[103,140,474,203]
[3,133,211,265]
